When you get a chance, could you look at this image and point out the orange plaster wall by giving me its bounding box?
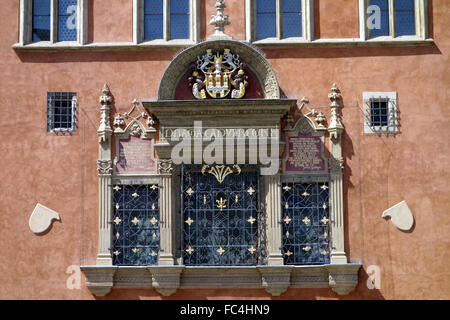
[315,0,360,39]
[0,1,449,300]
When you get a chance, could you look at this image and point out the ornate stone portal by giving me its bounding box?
[82,39,361,298]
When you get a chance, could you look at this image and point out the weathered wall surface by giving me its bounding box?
[0,0,448,300]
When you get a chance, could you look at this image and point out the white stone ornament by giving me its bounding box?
[29,203,61,234]
[382,200,415,231]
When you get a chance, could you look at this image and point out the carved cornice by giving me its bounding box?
[81,264,362,297]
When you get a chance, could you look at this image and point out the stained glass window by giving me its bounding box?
[281,180,330,265]
[112,185,160,266]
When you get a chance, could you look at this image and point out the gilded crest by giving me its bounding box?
[189,49,248,99]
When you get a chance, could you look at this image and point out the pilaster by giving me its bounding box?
[327,84,347,264]
[158,159,175,265]
[96,84,113,266]
[264,174,284,265]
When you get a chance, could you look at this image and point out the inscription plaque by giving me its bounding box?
[285,132,326,172]
[116,136,155,174]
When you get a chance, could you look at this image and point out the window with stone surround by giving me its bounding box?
[363,92,398,134]
[246,0,314,42]
[47,92,77,133]
[359,0,428,40]
[133,0,200,44]
[19,0,88,45]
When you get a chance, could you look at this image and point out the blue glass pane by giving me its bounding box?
[145,0,163,14]
[256,13,276,39]
[171,0,189,14]
[257,0,276,13]
[370,0,388,10]
[395,0,415,10]
[368,0,389,38]
[283,13,302,38]
[170,14,189,39]
[33,0,50,15]
[33,16,50,41]
[283,0,301,12]
[396,11,415,36]
[58,0,77,41]
[144,15,163,40]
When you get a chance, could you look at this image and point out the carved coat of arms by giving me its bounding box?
[189,49,248,99]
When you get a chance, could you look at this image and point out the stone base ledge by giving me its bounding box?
[81,263,362,297]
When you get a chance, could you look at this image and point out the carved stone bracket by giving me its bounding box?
[329,156,344,174]
[148,267,184,296]
[81,264,362,297]
[259,266,292,296]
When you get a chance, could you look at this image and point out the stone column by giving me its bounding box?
[158,159,175,265]
[96,84,113,266]
[264,174,284,265]
[327,84,348,264]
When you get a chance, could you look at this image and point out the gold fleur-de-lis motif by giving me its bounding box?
[302,246,312,252]
[302,191,310,197]
[203,194,207,205]
[132,248,140,254]
[247,187,256,195]
[285,250,293,257]
[152,203,156,210]
[131,217,139,225]
[186,246,194,255]
[283,185,291,191]
[132,192,139,198]
[217,247,225,255]
[248,246,257,254]
[204,165,234,183]
[149,251,157,257]
[247,216,256,224]
[115,203,120,210]
[321,250,329,256]
[235,195,239,203]
[285,202,289,209]
[322,203,327,210]
[321,216,329,224]
[186,188,195,196]
[321,184,328,190]
[113,250,120,256]
[116,232,120,239]
[113,186,121,191]
[302,216,311,225]
[283,216,292,224]
[150,185,158,190]
[185,217,194,226]
[152,232,156,240]
[113,217,122,225]
[216,197,227,211]
[286,231,290,238]
[149,217,158,225]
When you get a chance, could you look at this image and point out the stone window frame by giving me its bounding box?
[363,91,398,134]
[358,0,428,41]
[47,92,77,133]
[245,0,314,43]
[133,0,200,45]
[18,0,88,45]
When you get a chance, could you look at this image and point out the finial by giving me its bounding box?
[208,0,232,40]
[100,83,113,105]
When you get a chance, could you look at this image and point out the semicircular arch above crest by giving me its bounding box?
[158,40,280,100]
